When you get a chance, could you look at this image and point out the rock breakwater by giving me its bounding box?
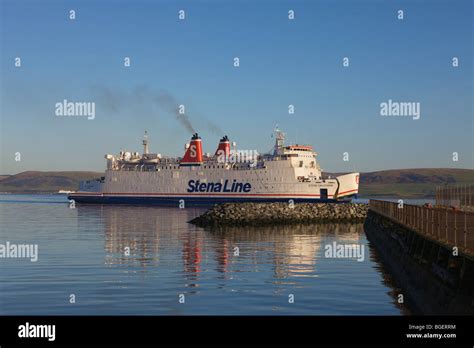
[189,202,368,226]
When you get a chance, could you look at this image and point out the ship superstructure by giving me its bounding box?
[69,129,359,205]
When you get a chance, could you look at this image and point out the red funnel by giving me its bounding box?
[181,133,203,165]
[214,135,230,163]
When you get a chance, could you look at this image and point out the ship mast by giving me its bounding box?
[142,130,149,155]
[273,125,285,155]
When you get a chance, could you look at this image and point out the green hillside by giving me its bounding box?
[0,171,103,193]
[359,168,474,198]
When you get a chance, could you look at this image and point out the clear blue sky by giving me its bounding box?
[1,0,473,174]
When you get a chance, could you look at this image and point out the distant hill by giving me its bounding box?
[0,171,103,193]
[325,168,474,198]
[360,168,473,184]
[0,168,473,196]
[359,168,474,198]
[0,175,11,181]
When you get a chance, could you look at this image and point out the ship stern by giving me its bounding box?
[335,172,360,200]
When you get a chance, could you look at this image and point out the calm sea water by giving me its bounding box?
[0,194,424,315]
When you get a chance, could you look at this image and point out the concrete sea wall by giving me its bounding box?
[364,211,474,315]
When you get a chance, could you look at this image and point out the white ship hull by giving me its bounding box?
[69,131,359,206]
[69,169,359,205]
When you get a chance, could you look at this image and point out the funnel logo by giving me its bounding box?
[189,145,197,158]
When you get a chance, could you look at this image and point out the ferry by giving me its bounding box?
[68,129,359,205]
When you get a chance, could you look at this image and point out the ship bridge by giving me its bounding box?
[269,129,322,180]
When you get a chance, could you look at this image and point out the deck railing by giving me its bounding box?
[436,184,474,210]
[369,199,474,255]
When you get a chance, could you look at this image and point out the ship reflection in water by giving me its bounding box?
[0,195,407,315]
[75,205,406,315]
[95,206,361,276]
